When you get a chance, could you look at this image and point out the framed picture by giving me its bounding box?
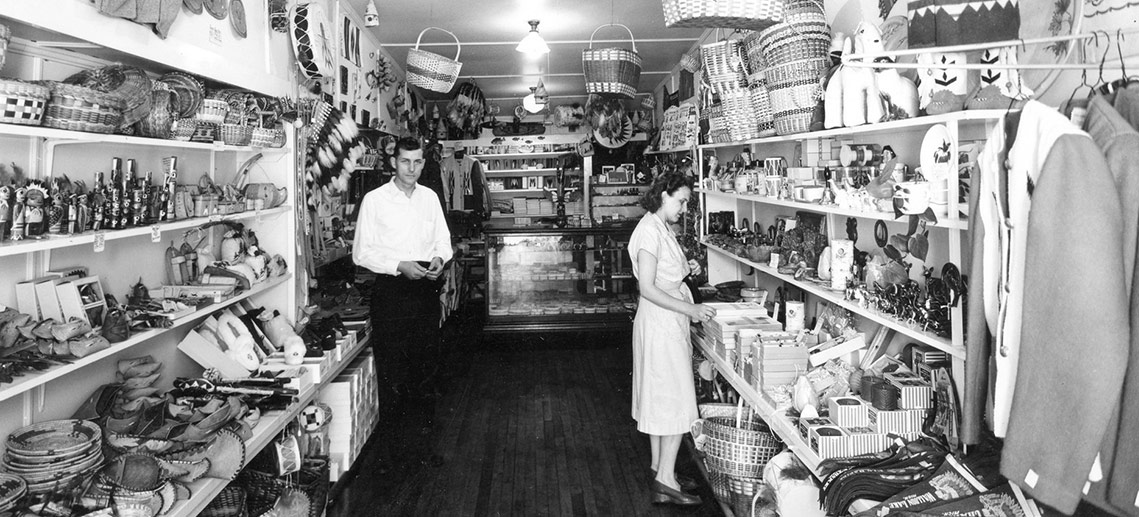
[610,163,634,184]
[600,165,615,184]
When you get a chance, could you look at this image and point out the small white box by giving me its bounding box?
[809,425,848,459]
[867,407,927,435]
[828,396,870,428]
[843,426,891,456]
[885,372,934,409]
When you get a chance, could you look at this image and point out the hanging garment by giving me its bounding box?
[1082,90,1139,516]
[998,101,1130,513]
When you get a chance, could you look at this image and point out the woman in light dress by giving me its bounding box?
[627,172,716,506]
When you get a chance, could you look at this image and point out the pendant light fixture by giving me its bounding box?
[363,0,379,27]
[515,20,550,55]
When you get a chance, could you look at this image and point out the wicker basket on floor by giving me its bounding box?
[729,476,765,517]
[201,485,248,517]
[40,81,125,134]
[699,416,782,478]
[240,457,329,517]
[0,79,50,126]
[704,459,733,505]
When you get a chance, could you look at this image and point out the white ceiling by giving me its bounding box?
[346,0,709,106]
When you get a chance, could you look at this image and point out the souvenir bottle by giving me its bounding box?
[0,185,10,241]
[10,187,25,240]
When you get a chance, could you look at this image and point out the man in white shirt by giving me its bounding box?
[353,137,452,461]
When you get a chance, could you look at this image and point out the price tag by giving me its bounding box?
[150,225,162,243]
[93,232,105,253]
[208,26,223,46]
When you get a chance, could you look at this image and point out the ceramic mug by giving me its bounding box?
[893,181,931,215]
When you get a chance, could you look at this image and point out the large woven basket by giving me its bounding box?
[729,476,765,517]
[748,72,777,137]
[703,459,733,505]
[582,24,643,99]
[201,485,248,517]
[406,27,462,93]
[766,57,827,135]
[662,0,785,30]
[65,64,153,128]
[40,81,125,134]
[0,79,50,126]
[698,416,782,478]
[721,89,762,141]
[701,38,748,95]
[240,458,329,517]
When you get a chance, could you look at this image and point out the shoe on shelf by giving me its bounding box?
[650,469,700,492]
[650,480,702,506]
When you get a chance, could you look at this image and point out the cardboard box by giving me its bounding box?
[15,274,62,320]
[885,372,934,409]
[177,329,254,378]
[809,424,848,459]
[827,396,870,428]
[798,417,834,439]
[56,276,106,324]
[34,277,67,322]
[808,333,866,367]
[843,426,890,456]
[867,407,927,435]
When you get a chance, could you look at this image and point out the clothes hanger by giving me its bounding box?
[1099,29,1135,95]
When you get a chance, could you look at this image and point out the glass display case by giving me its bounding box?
[484,227,636,332]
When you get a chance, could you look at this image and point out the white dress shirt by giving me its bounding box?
[353,181,453,276]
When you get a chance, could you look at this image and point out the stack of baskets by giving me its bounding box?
[702,37,768,142]
[753,0,830,135]
[695,402,782,515]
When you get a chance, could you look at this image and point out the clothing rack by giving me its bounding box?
[841,27,1139,71]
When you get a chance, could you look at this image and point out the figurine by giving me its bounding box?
[0,185,10,241]
[68,194,79,234]
[23,182,47,238]
[10,187,26,240]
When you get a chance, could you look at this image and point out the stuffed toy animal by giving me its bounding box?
[824,22,918,129]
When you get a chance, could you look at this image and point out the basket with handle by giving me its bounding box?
[765,57,827,135]
[692,399,782,478]
[582,24,643,99]
[701,38,748,95]
[406,27,462,93]
[662,0,785,30]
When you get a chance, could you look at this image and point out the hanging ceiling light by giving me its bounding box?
[515,20,550,54]
[363,0,379,27]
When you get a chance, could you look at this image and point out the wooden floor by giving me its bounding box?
[328,328,723,517]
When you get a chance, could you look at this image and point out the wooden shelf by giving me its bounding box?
[694,335,824,477]
[0,274,292,404]
[0,206,291,258]
[645,146,694,155]
[698,110,1002,149]
[0,122,288,152]
[483,168,563,176]
[697,189,967,230]
[168,334,372,517]
[469,152,570,160]
[703,241,963,358]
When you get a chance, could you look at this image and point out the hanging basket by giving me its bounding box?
[582,24,643,99]
[406,27,462,93]
[662,0,785,30]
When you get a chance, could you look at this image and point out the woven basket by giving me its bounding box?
[748,73,777,137]
[582,24,643,99]
[220,123,253,146]
[270,126,288,147]
[240,458,329,517]
[704,459,733,505]
[721,90,761,141]
[65,64,153,128]
[701,39,748,95]
[170,118,196,141]
[0,79,49,126]
[662,0,785,30]
[766,57,827,135]
[0,23,10,73]
[40,81,125,134]
[729,476,765,517]
[250,127,282,148]
[756,21,830,66]
[406,27,462,93]
[201,485,248,517]
[136,85,174,139]
[191,122,218,143]
[699,416,782,478]
[196,98,229,125]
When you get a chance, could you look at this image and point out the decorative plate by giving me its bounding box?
[183,0,204,14]
[3,447,100,472]
[204,0,227,20]
[230,0,247,38]
[919,124,954,183]
[7,419,101,456]
[593,115,633,149]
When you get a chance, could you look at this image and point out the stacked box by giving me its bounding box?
[827,396,870,428]
[809,424,848,460]
[319,355,380,480]
[868,406,927,435]
[885,372,934,409]
[843,426,891,456]
[757,332,809,387]
[798,417,834,439]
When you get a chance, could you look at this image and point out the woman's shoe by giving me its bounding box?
[650,480,702,506]
[650,469,700,492]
